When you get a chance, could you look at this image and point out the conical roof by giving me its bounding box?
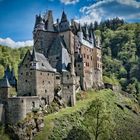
[31,46,38,62]
[0,76,11,88]
[61,11,68,22]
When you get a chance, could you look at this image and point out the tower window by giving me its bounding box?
[25,80,27,82]
[32,102,35,108]
[83,54,85,58]
[91,56,92,60]
[45,90,47,93]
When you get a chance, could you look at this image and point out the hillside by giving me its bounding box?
[98,21,140,102]
[0,21,140,140]
[33,89,140,140]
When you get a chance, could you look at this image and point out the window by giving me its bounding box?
[83,54,85,58]
[21,73,23,75]
[25,64,28,68]
[40,72,42,75]
[42,63,44,66]
[42,81,44,84]
[32,102,35,108]
[48,81,50,84]
[45,90,47,93]
[25,80,27,82]
[48,73,49,76]
[26,72,29,76]
[91,56,92,60]
[87,55,89,59]
[67,86,69,89]
[78,64,80,67]
[56,76,60,80]
[67,75,69,79]
[56,56,59,60]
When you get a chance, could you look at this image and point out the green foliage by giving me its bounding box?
[0,45,31,78]
[0,124,10,140]
[34,90,140,140]
[100,20,140,96]
[83,99,115,140]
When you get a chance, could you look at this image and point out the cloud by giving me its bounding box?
[0,38,33,48]
[78,0,140,24]
[60,0,79,5]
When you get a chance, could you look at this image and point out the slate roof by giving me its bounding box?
[31,50,55,72]
[0,76,11,88]
[48,35,71,72]
[61,11,68,22]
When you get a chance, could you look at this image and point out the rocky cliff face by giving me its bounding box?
[6,111,44,140]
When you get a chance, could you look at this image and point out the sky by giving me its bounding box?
[0,0,140,47]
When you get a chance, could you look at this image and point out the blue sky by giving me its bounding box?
[0,0,140,47]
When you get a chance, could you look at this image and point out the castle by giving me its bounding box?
[0,10,103,124]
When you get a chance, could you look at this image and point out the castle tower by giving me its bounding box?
[59,11,70,32]
[36,15,45,31]
[0,76,11,101]
[45,10,54,31]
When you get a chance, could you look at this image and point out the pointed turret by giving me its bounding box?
[30,46,38,70]
[0,76,11,88]
[31,46,38,62]
[34,14,45,31]
[85,24,89,40]
[77,23,83,42]
[59,11,70,32]
[45,10,54,31]
[90,30,94,44]
[61,11,68,22]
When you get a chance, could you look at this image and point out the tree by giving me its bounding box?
[83,99,115,140]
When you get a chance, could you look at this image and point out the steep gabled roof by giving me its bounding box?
[35,52,55,72]
[30,48,55,72]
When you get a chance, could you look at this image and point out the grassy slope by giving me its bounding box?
[34,90,140,140]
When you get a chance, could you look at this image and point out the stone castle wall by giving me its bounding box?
[7,97,39,124]
[61,71,76,106]
[36,70,55,104]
